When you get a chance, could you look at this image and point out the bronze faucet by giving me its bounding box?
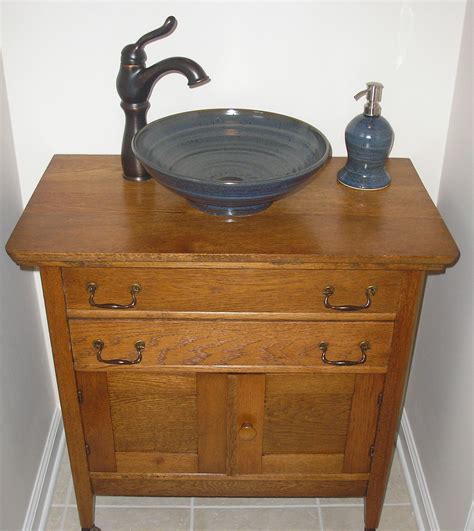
[117,16,210,181]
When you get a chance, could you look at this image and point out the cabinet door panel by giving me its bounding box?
[263,374,355,455]
[107,372,197,453]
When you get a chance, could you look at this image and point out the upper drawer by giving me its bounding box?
[62,267,402,316]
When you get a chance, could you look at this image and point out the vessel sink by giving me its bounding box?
[132,108,331,216]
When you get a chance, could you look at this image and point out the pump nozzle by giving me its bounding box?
[354,82,384,116]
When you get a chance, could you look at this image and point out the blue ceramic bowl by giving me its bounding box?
[132,108,331,216]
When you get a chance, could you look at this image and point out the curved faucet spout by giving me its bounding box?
[142,57,210,95]
[117,17,210,181]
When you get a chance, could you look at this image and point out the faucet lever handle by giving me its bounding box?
[135,16,177,48]
[121,16,178,66]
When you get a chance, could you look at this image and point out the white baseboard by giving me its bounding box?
[397,409,439,531]
[22,408,65,531]
[465,502,474,531]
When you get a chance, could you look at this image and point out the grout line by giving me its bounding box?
[318,501,412,508]
[316,499,324,530]
[190,497,194,531]
[193,504,329,509]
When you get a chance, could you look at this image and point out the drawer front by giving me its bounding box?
[62,267,402,315]
[70,319,393,370]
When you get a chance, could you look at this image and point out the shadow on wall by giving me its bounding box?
[0,52,57,530]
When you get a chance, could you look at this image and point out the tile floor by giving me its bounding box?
[46,447,418,530]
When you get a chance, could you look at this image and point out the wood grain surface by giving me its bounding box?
[75,371,117,472]
[90,473,368,498]
[69,319,394,370]
[6,156,459,270]
[197,374,228,473]
[263,374,355,455]
[40,268,96,528]
[62,267,402,314]
[107,372,197,453]
[227,375,266,475]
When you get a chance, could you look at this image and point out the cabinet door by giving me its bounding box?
[262,373,385,475]
[197,373,385,476]
[76,371,384,476]
[76,371,199,473]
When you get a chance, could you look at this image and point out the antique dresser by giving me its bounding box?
[6,155,458,530]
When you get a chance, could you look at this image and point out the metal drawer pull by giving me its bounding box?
[86,282,141,309]
[322,285,377,311]
[319,341,370,366]
[93,339,145,365]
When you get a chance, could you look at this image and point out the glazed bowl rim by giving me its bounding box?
[132,108,332,187]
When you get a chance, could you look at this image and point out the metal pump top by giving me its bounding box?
[354,82,384,117]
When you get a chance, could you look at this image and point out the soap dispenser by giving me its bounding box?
[337,82,394,190]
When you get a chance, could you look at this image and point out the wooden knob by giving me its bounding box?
[239,422,257,441]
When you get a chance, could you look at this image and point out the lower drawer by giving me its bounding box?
[69,319,393,370]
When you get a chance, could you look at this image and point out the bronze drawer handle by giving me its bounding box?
[86,282,141,309]
[322,285,377,311]
[319,341,370,366]
[93,339,145,365]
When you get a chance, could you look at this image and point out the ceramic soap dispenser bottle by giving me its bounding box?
[337,82,394,190]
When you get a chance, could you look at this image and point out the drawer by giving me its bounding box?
[62,267,402,316]
[70,319,394,371]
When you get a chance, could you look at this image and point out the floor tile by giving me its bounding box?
[318,497,364,506]
[379,505,418,530]
[60,507,81,530]
[45,506,66,530]
[95,506,190,530]
[321,505,365,530]
[194,497,318,507]
[194,507,321,530]
[321,504,418,531]
[51,458,72,506]
[385,452,411,503]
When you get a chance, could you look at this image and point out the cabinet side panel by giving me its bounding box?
[365,271,426,529]
[197,373,228,473]
[75,371,117,472]
[40,267,95,528]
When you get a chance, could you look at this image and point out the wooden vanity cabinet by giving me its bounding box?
[6,156,458,530]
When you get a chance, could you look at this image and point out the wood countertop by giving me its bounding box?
[6,155,459,270]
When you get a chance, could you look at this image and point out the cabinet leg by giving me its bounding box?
[70,481,96,530]
[364,490,382,530]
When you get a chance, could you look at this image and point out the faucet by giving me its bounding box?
[117,16,210,181]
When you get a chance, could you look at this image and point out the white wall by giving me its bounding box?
[1,1,465,205]
[0,51,57,531]
[405,2,472,530]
